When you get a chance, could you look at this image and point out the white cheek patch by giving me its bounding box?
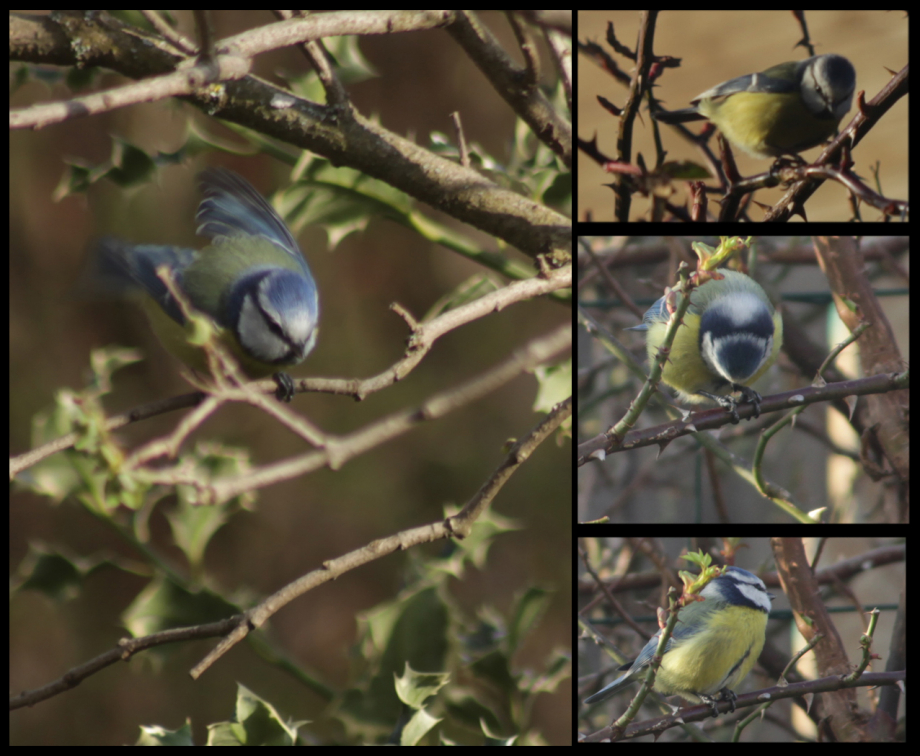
[237,293,288,363]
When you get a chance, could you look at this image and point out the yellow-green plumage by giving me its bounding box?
[584,567,772,713]
[644,269,782,405]
[647,594,767,702]
[697,89,840,158]
[92,168,319,385]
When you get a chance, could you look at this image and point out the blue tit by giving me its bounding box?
[94,168,319,401]
[584,566,772,717]
[654,54,856,158]
[627,269,782,423]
